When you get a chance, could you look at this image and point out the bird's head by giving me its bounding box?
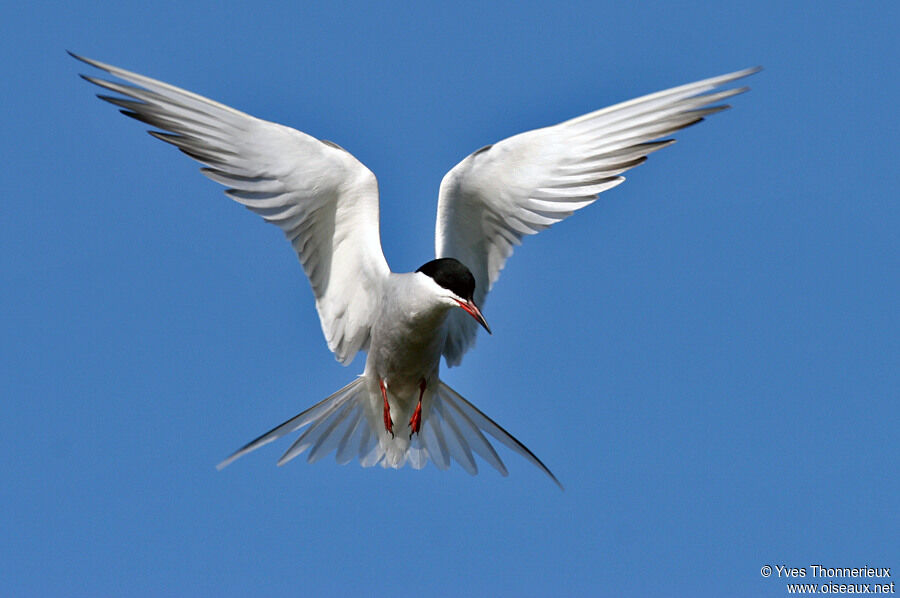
[416,258,491,334]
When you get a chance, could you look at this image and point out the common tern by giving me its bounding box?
[71,52,758,487]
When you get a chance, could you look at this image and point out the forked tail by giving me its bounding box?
[217,377,562,489]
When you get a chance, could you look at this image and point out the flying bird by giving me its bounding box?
[71,51,758,487]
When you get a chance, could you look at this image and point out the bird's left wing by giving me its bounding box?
[436,67,759,365]
[71,53,389,364]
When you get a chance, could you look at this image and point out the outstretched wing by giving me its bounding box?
[436,67,760,365]
[72,53,389,364]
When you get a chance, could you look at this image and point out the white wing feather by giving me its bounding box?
[72,52,389,364]
[436,67,760,365]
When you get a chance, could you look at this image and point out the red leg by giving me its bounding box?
[408,379,426,438]
[379,378,393,438]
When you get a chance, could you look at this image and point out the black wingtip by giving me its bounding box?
[68,51,111,76]
[67,50,91,66]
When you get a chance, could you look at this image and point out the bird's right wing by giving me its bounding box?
[436,67,759,365]
[72,53,389,364]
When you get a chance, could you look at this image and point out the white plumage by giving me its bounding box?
[72,51,758,487]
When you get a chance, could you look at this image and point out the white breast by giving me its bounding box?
[365,272,451,401]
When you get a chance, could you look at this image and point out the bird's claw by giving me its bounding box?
[380,377,394,437]
[408,379,425,439]
[383,407,394,437]
[408,402,422,439]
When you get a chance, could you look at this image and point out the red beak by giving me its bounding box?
[456,298,491,334]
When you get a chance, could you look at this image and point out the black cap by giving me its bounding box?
[416,258,476,300]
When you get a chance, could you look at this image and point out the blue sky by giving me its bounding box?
[2,1,897,596]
